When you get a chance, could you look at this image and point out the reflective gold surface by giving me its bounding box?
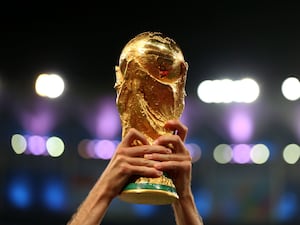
[115,31,188,204]
[115,31,188,143]
[120,188,179,205]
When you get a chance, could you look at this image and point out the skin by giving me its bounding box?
[67,120,203,225]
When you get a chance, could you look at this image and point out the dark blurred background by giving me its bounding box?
[1,2,300,225]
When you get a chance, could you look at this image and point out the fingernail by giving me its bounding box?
[154,163,162,170]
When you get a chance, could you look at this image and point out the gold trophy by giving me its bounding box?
[114,31,188,205]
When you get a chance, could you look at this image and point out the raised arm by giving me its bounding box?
[146,120,204,225]
[67,120,204,225]
[67,128,172,225]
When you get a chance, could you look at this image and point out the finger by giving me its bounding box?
[118,157,164,177]
[164,120,188,141]
[119,128,149,147]
[126,155,164,166]
[154,134,187,154]
[145,152,191,163]
[127,165,163,177]
[153,159,192,172]
[121,144,172,157]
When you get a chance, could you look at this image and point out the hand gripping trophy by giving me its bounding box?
[114,31,188,205]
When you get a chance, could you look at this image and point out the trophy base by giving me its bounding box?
[118,176,179,205]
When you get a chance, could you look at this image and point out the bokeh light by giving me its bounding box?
[7,174,32,209]
[35,73,65,98]
[282,144,300,164]
[281,77,300,101]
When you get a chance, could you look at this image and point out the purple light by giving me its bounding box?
[20,102,56,135]
[181,97,203,134]
[95,99,120,139]
[94,140,116,159]
[186,143,202,162]
[232,144,252,164]
[84,96,121,139]
[228,111,253,142]
[27,135,47,155]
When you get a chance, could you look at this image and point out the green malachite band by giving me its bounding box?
[123,182,177,194]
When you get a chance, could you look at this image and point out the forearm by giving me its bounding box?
[172,191,204,225]
[67,178,114,225]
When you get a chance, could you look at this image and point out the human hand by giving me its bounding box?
[144,120,192,198]
[99,127,173,201]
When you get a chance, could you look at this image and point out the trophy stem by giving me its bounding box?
[118,173,179,205]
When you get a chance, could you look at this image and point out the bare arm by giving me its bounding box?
[172,189,204,225]
[66,175,114,225]
[67,120,203,225]
[147,120,204,225]
[67,128,172,225]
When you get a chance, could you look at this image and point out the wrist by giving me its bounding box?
[92,177,116,204]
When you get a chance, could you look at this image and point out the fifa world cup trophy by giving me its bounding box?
[115,31,188,205]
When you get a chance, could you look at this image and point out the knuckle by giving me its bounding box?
[118,162,130,175]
